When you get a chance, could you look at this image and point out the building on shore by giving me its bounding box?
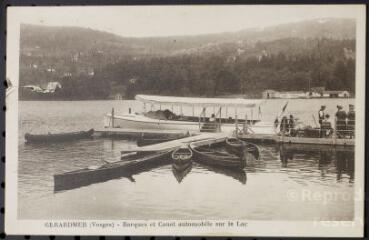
[262,89,350,99]
[262,90,280,99]
[322,90,350,98]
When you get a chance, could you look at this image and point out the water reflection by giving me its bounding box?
[278,144,354,183]
[197,163,247,184]
[172,162,192,183]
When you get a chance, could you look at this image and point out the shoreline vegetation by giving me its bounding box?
[19,19,355,101]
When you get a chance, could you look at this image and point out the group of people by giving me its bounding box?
[318,104,355,138]
[276,114,295,135]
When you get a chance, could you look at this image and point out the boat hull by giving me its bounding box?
[54,150,172,192]
[225,138,260,159]
[25,129,94,144]
[106,114,275,134]
[190,143,245,169]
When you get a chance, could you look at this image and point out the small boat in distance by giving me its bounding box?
[25,129,94,144]
[190,140,245,169]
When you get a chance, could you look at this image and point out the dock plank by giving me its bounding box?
[121,132,228,152]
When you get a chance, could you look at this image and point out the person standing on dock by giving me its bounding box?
[335,105,347,138]
[347,104,355,139]
[321,114,332,137]
[318,105,326,137]
[280,116,288,134]
[288,114,295,136]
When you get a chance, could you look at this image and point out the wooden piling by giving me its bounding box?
[111,108,115,128]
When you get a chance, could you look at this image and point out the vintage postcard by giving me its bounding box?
[5,5,366,236]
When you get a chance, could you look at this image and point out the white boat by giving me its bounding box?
[104,94,277,135]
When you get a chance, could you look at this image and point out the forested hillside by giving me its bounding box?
[19,18,356,100]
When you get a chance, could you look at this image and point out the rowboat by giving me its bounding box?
[171,146,193,171]
[225,137,260,160]
[54,149,172,192]
[105,95,276,134]
[25,129,94,143]
[172,162,192,183]
[172,146,193,161]
[190,140,245,169]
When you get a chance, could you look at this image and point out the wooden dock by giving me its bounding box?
[94,127,192,139]
[94,128,355,147]
[239,133,355,146]
[120,132,228,152]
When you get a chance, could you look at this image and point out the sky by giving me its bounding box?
[8,5,363,37]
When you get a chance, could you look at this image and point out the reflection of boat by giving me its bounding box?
[225,137,260,159]
[54,149,172,192]
[199,163,247,184]
[105,95,276,134]
[25,129,94,143]
[280,143,354,153]
[172,162,192,183]
[190,141,245,169]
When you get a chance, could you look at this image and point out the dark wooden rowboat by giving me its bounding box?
[54,149,172,192]
[225,137,260,160]
[25,129,94,143]
[190,141,245,169]
[172,146,193,171]
[172,146,193,161]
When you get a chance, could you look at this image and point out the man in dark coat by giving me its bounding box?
[335,105,347,138]
[318,105,326,137]
[347,104,355,138]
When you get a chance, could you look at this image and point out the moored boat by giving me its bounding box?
[25,129,94,143]
[190,140,245,169]
[54,149,172,192]
[172,146,193,171]
[172,146,193,161]
[105,95,276,134]
[225,137,260,160]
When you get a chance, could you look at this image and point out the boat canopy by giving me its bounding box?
[136,95,262,108]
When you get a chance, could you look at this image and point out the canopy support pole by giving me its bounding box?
[111,108,115,128]
[219,107,222,132]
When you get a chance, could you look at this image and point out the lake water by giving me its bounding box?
[18,99,355,220]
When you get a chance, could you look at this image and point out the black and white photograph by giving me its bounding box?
[5,5,366,237]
